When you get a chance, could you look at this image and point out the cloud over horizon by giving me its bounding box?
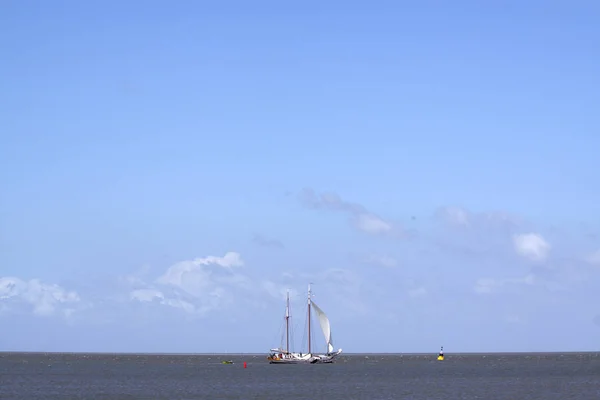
[0,277,81,318]
[1,189,599,353]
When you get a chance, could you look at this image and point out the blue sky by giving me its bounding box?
[1,0,599,353]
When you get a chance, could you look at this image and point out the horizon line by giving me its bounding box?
[1,350,599,355]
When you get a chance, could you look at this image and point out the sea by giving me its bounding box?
[1,352,599,399]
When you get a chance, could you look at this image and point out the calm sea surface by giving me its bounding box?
[1,352,599,399]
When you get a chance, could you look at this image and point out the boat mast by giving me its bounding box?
[307,283,312,354]
[285,290,290,353]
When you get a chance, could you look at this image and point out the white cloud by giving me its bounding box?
[130,288,197,313]
[353,213,393,235]
[125,251,371,319]
[0,277,80,317]
[299,188,401,237]
[124,252,279,317]
[156,251,244,293]
[513,233,550,262]
[145,252,245,314]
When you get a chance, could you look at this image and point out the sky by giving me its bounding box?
[1,0,599,353]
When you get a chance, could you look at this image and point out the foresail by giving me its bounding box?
[310,301,334,353]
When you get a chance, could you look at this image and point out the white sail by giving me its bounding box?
[310,300,334,354]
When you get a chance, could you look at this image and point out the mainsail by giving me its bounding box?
[310,300,334,354]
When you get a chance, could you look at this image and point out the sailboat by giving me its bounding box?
[267,289,312,364]
[267,284,342,364]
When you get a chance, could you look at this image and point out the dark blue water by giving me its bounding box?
[1,352,599,399]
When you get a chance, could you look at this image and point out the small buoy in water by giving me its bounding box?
[437,346,444,361]
[243,361,247,368]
